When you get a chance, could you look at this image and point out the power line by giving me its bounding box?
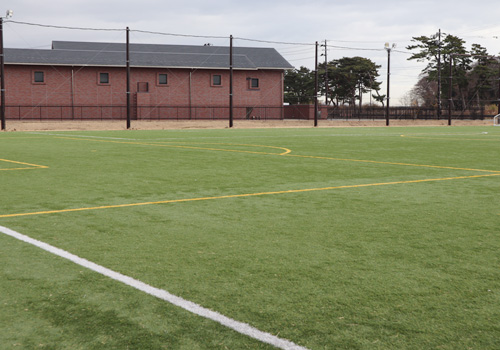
[6,20,315,47]
[277,47,314,54]
[392,49,413,55]
[327,45,384,52]
[285,56,316,62]
[133,29,227,40]
[327,39,388,44]
[234,36,314,46]
[7,20,123,31]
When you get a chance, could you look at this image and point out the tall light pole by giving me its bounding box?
[229,35,233,128]
[322,40,328,106]
[384,42,395,126]
[126,27,130,129]
[1,10,13,131]
[314,41,318,127]
[437,29,442,120]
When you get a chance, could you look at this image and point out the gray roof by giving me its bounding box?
[5,41,293,70]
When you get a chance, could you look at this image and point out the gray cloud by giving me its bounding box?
[2,0,500,104]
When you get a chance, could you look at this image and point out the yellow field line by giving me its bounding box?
[56,137,292,156]
[55,136,499,173]
[1,173,499,219]
[0,168,45,171]
[149,141,292,155]
[0,158,49,171]
[283,154,500,173]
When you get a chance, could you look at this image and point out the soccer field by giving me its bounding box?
[1,126,499,349]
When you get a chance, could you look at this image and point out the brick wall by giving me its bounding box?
[4,65,285,110]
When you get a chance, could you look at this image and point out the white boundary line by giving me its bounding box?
[0,225,309,350]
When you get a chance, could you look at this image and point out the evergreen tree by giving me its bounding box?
[284,66,315,104]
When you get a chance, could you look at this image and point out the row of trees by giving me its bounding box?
[284,57,384,106]
[284,33,500,112]
[406,33,499,110]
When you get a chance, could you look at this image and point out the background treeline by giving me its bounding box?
[285,32,500,113]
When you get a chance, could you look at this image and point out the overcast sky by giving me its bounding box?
[2,0,500,105]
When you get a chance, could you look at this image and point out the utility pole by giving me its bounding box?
[323,40,328,106]
[0,16,5,131]
[229,35,233,128]
[126,27,131,129]
[437,29,442,120]
[448,54,453,126]
[314,41,318,127]
[0,10,13,131]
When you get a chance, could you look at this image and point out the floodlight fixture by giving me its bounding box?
[385,42,396,51]
[6,10,13,18]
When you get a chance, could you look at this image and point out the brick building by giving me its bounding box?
[3,41,293,120]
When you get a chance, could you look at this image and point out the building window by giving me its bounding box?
[98,72,110,85]
[33,71,45,84]
[212,74,222,86]
[249,78,259,89]
[157,73,168,86]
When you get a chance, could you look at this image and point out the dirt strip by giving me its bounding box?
[2,119,494,132]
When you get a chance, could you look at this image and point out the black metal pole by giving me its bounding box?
[437,29,442,120]
[498,60,500,115]
[314,41,318,127]
[0,17,6,131]
[229,35,233,128]
[324,40,328,106]
[126,27,131,129]
[385,46,390,126]
[448,55,453,126]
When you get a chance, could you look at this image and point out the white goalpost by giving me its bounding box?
[494,114,500,126]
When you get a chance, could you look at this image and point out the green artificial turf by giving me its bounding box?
[1,126,499,349]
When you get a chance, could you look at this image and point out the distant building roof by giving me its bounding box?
[5,41,293,70]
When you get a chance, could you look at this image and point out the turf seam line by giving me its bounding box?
[401,135,500,142]
[0,225,309,350]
